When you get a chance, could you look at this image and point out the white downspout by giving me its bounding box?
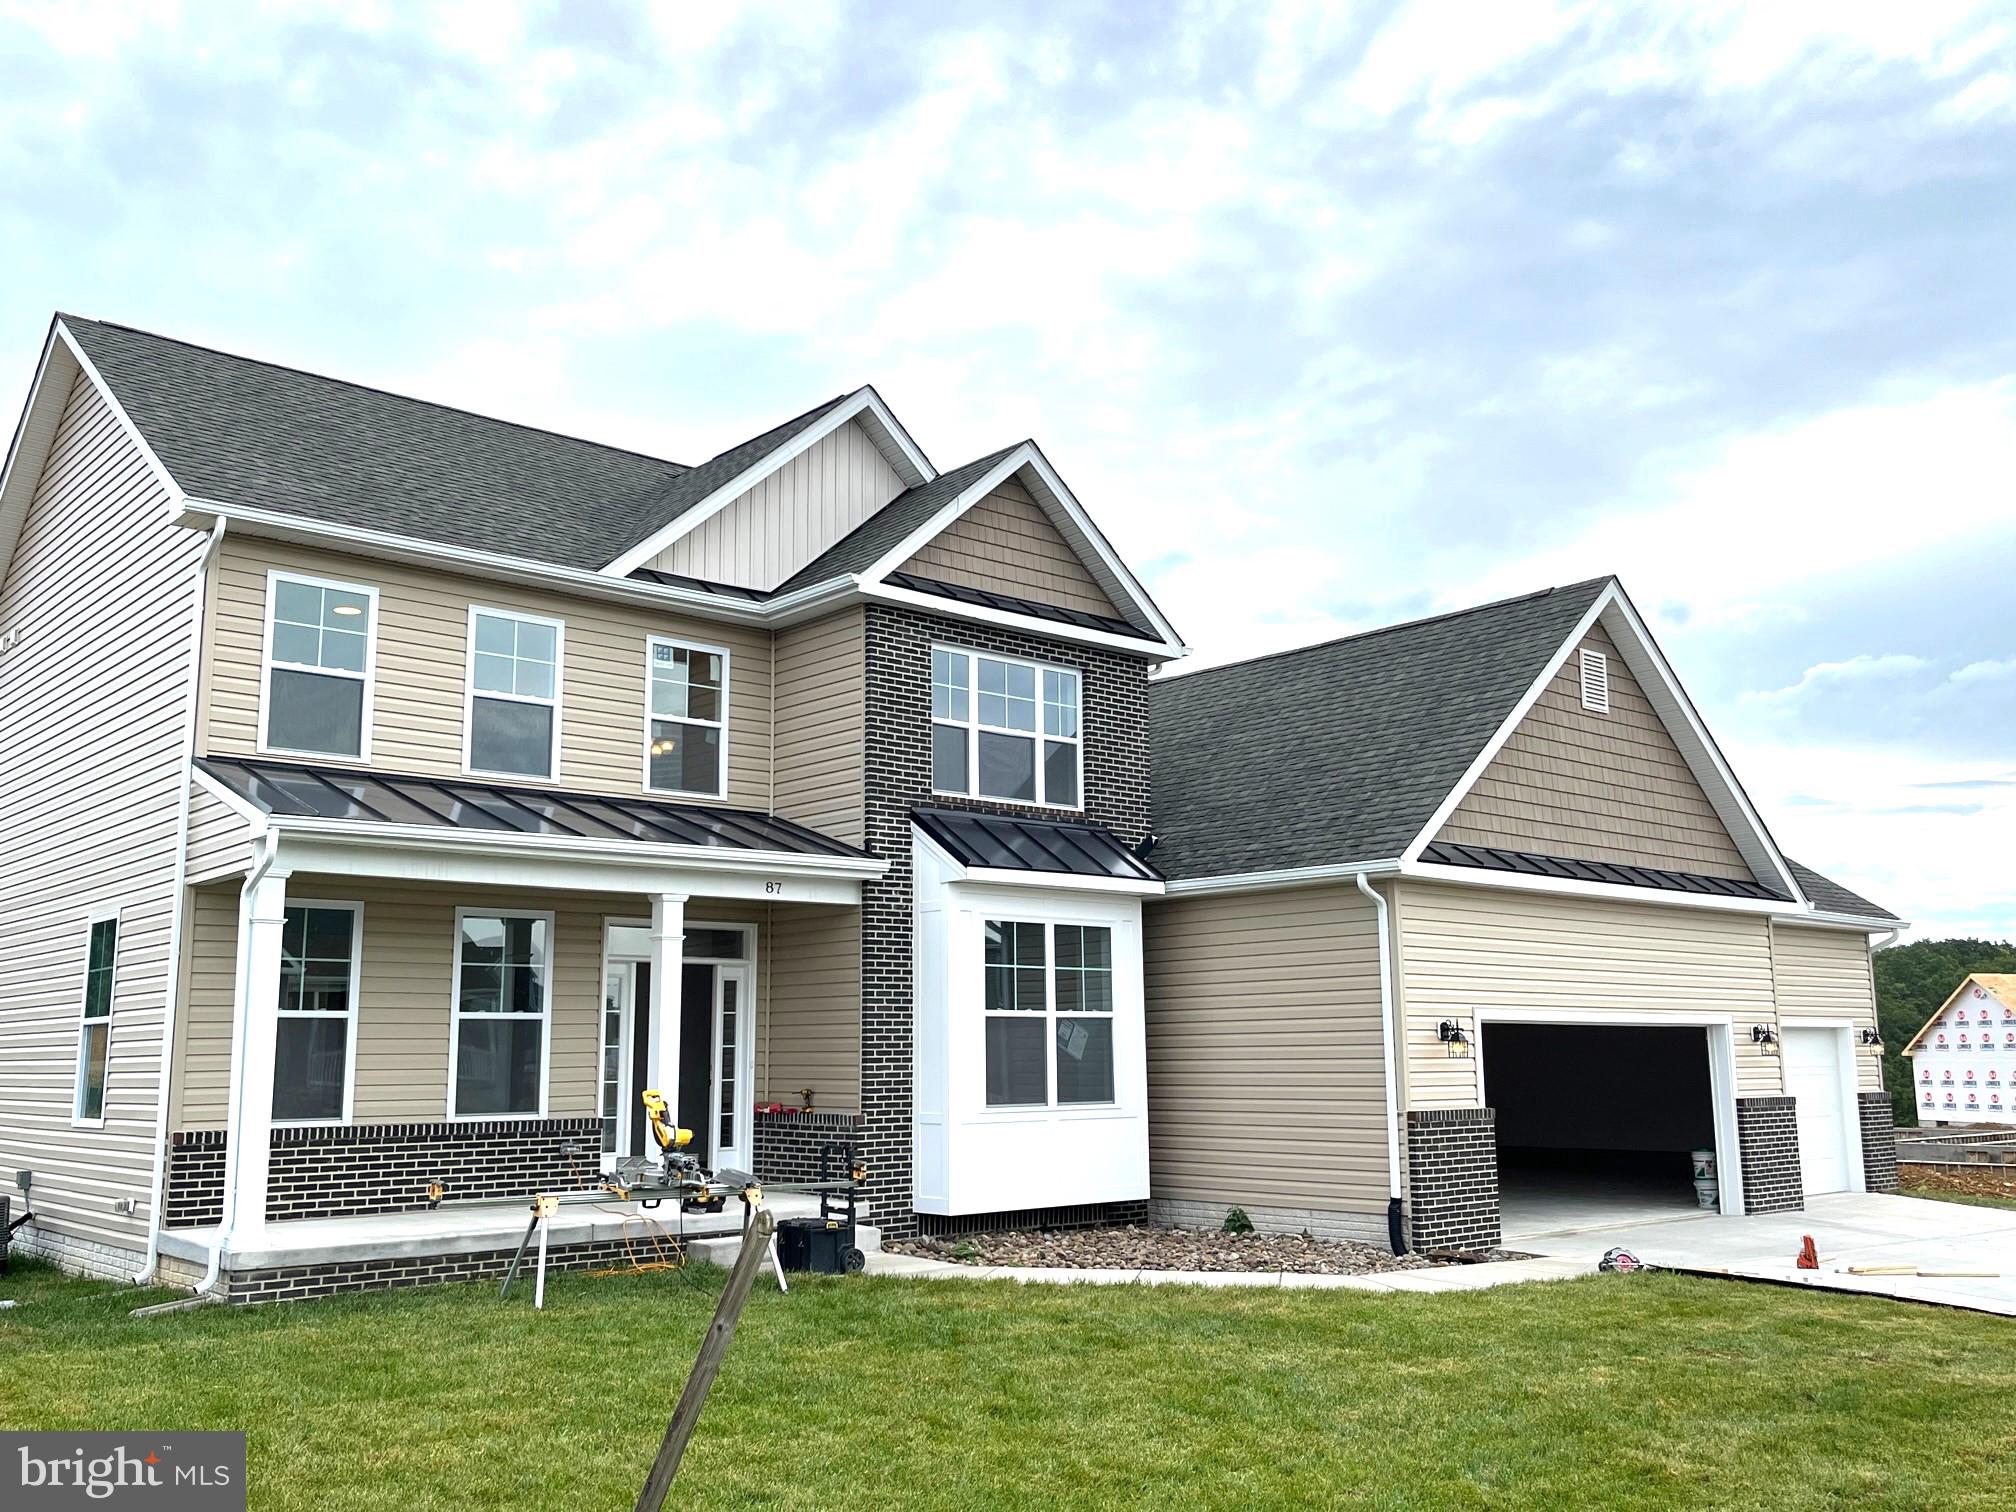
[1355,870,1406,1254]
[134,518,225,1283]
[194,828,279,1297]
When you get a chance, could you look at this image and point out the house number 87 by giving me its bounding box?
[764,881,784,895]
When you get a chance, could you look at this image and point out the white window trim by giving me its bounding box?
[641,633,732,800]
[931,644,1084,812]
[447,907,557,1121]
[463,605,565,783]
[272,899,364,1127]
[981,917,1116,1111]
[72,907,120,1128]
[257,569,380,762]
[1579,647,1610,714]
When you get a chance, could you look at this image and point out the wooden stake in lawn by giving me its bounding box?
[634,1205,777,1511]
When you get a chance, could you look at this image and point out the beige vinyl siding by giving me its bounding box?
[168,886,240,1128]
[1437,624,1753,880]
[1773,922,1883,1092]
[898,480,1123,619]
[1144,886,1391,1216]
[0,371,199,1256]
[647,421,903,591]
[771,608,865,846]
[1394,880,1782,1105]
[185,784,256,881]
[202,538,773,807]
[760,904,861,1113]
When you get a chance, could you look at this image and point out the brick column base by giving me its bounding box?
[1858,1092,1899,1193]
[1405,1108,1500,1252]
[1736,1096,1803,1213]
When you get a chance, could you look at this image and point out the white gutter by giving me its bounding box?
[195,828,279,1297]
[1355,870,1407,1255]
[134,518,225,1283]
[1161,859,1402,897]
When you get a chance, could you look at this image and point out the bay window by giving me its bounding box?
[451,911,551,1117]
[645,637,727,797]
[262,572,376,759]
[466,607,562,780]
[983,920,1114,1106]
[274,902,360,1122]
[932,647,1081,808]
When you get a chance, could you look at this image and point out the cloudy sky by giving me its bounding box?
[2,1,2011,937]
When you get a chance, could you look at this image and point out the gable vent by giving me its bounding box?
[1579,648,1610,713]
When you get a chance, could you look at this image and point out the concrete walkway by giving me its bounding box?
[1510,1191,2016,1316]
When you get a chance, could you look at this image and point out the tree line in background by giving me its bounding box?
[1875,936,2016,1127]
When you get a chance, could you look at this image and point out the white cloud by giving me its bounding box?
[1951,657,2016,684]
[1744,653,1932,704]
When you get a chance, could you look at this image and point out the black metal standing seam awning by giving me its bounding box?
[912,805,1161,882]
[1419,840,1791,901]
[197,756,872,859]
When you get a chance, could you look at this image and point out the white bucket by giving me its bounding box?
[1692,1175,1720,1210]
[1690,1148,1716,1179]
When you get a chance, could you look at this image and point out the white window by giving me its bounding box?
[261,571,377,759]
[644,637,728,797]
[274,902,361,1123]
[466,607,563,780]
[73,911,118,1124]
[1579,648,1610,713]
[982,920,1114,1107]
[450,911,552,1118]
[932,647,1081,808]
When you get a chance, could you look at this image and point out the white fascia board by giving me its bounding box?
[1398,859,1790,916]
[0,327,102,592]
[1399,585,1614,867]
[1158,860,1403,897]
[859,579,1182,660]
[957,867,1163,897]
[52,320,187,510]
[1596,587,1805,904]
[599,387,935,579]
[856,441,1187,657]
[1773,911,1909,933]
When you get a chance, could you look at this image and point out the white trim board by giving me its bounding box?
[1398,579,1804,906]
[601,386,934,578]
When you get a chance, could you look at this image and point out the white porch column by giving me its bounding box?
[221,866,290,1250]
[649,893,688,1136]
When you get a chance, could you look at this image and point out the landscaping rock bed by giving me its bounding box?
[889,1224,1450,1274]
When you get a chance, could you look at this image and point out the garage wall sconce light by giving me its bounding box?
[1750,1024,1779,1054]
[1859,1029,1883,1050]
[1438,1020,1472,1058]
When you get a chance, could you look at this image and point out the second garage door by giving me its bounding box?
[1782,1026,1855,1194]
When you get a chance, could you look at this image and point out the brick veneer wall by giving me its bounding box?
[860,603,1153,1240]
[753,1111,863,1184]
[222,1235,666,1305]
[165,1119,606,1227]
[1858,1092,1899,1193]
[1405,1108,1501,1252]
[1736,1095,1804,1213]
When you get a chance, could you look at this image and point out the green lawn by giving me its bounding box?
[4,1258,2014,1510]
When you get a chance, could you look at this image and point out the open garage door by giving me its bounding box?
[1483,1022,1737,1238]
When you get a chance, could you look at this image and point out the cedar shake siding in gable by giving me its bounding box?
[771,607,866,846]
[644,421,905,591]
[1435,624,1754,880]
[898,480,1124,620]
[200,536,773,807]
[1143,884,1391,1241]
[0,371,202,1270]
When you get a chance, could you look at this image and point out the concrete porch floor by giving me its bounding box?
[159,1191,856,1273]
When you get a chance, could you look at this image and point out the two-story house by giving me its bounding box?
[1,315,1902,1301]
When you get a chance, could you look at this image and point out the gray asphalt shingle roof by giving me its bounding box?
[771,446,1019,593]
[1784,859,1899,921]
[59,316,842,572]
[1147,580,1613,880]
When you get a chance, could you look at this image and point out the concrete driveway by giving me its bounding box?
[1509,1192,2016,1316]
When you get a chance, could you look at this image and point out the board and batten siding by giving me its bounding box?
[1772,921,1883,1092]
[760,903,862,1114]
[0,371,201,1263]
[771,608,865,846]
[1436,624,1753,880]
[1393,880,1783,1107]
[1143,886,1392,1217]
[645,420,904,591]
[898,480,1124,620]
[200,537,773,807]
